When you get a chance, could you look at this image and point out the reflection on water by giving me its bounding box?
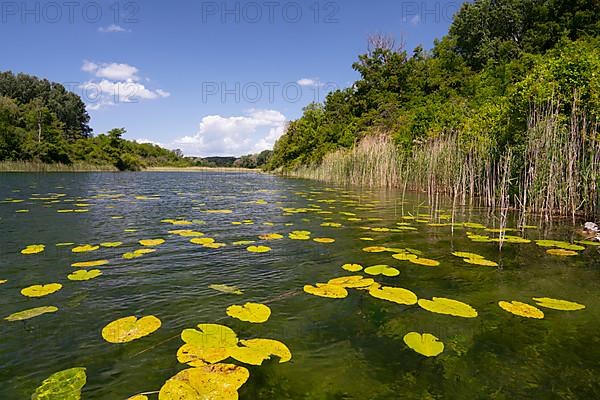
[0,172,599,399]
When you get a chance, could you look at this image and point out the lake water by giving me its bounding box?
[1,172,599,399]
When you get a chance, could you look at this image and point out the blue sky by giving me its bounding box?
[1,0,462,156]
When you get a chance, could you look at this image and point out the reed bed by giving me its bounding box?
[0,161,117,172]
[286,97,600,219]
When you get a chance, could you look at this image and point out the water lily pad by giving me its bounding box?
[72,244,99,253]
[158,364,249,400]
[498,301,544,318]
[226,303,271,323]
[209,284,243,295]
[362,246,387,253]
[403,332,444,357]
[100,242,122,247]
[369,286,418,305]
[21,244,45,255]
[289,233,310,240]
[409,258,440,266]
[463,258,499,267]
[139,239,165,246]
[102,315,162,343]
[71,260,108,268]
[230,339,292,365]
[190,237,215,245]
[451,251,484,259]
[532,297,585,311]
[546,248,578,256]
[31,367,86,400]
[418,297,478,318]
[127,395,148,400]
[342,263,363,272]
[68,269,102,281]
[328,275,374,288]
[364,265,400,277]
[536,240,584,250]
[313,237,335,243]
[392,253,418,261]
[21,283,62,297]
[258,233,283,240]
[303,283,348,298]
[0,279,6,284]
[247,245,271,253]
[5,306,58,321]
[179,324,239,364]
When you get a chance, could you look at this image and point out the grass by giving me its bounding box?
[0,161,118,172]
[285,96,600,219]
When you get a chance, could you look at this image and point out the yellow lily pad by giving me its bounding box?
[180,324,239,363]
[303,283,348,298]
[158,364,249,400]
[209,284,243,295]
[392,253,418,261]
[362,246,387,253]
[409,258,440,267]
[68,269,102,281]
[403,332,444,357]
[451,251,484,259]
[230,338,292,365]
[364,264,400,277]
[328,275,374,289]
[289,233,310,240]
[139,239,165,246]
[0,279,6,284]
[71,259,108,268]
[498,301,544,319]
[190,237,215,245]
[101,241,123,247]
[31,367,87,400]
[532,297,585,311]
[21,283,62,298]
[102,315,162,343]
[5,306,58,321]
[258,233,283,240]
[247,245,271,253]
[546,248,578,256]
[313,237,335,243]
[369,286,418,305]
[72,244,99,253]
[226,302,271,323]
[21,244,45,255]
[463,258,499,267]
[418,297,478,318]
[342,263,363,272]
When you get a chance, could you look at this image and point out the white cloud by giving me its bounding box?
[297,78,318,86]
[81,61,169,109]
[135,138,163,146]
[98,24,130,33]
[174,109,286,156]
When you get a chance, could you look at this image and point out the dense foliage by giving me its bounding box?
[0,72,188,170]
[267,0,600,171]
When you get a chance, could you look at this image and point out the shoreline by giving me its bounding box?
[143,166,264,173]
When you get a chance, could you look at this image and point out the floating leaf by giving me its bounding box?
[392,253,418,261]
[230,339,292,365]
[179,324,238,364]
[532,297,585,311]
[190,237,215,245]
[258,233,283,240]
[71,260,108,268]
[127,395,148,400]
[418,297,478,318]
[546,248,578,256]
[246,245,271,253]
[139,239,165,246]
[313,237,335,243]
[303,283,348,298]
[21,244,45,255]
[72,244,99,253]
[203,242,226,249]
[451,251,484,259]
[21,283,62,298]
[68,269,102,281]
[328,275,374,289]
[409,258,440,266]
[364,264,400,277]
[498,301,544,319]
[0,279,7,284]
[341,263,363,272]
[362,246,387,253]
[369,285,417,305]
[102,315,162,343]
[158,364,249,400]
[100,242,122,247]
[209,284,243,295]
[31,367,86,400]
[5,306,58,321]
[463,258,498,267]
[403,332,444,357]
[226,303,271,323]
[289,233,310,240]
[232,240,255,246]
[536,240,584,250]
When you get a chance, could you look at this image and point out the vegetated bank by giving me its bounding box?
[266,0,600,220]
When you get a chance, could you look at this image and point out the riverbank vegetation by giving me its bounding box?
[267,0,600,219]
[0,72,190,171]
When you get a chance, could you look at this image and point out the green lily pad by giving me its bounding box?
[31,367,87,400]
[5,306,58,321]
